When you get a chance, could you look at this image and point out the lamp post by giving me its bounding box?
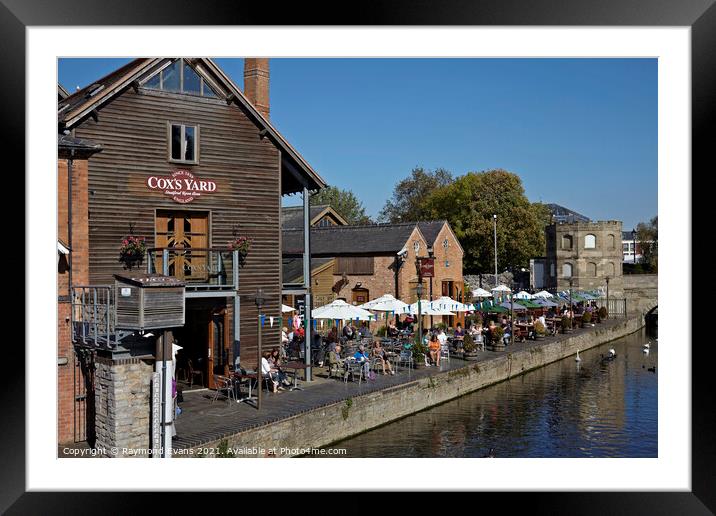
[493,214,498,287]
[416,279,423,348]
[568,278,573,318]
[428,246,434,330]
[509,282,514,346]
[255,288,265,411]
[633,228,637,264]
[605,276,610,315]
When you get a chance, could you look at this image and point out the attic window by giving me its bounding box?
[143,59,219,98]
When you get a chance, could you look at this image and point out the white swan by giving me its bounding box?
[575,350,581,362]
[608,348,616,357]
[643,342,650,349]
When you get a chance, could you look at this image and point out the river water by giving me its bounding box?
[319,327,657,458]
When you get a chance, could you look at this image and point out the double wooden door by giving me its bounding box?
[155,210,209,282]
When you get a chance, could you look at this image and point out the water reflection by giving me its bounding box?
[318,327,657,458]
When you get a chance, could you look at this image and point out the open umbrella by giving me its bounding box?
[501,301,528,310]
[369,295,410,313]
[433,296,471,312]
[518,299,543,309]
[311,299,374,321]
[534,298,559,307]
[358,294,393,310]
[492,284,512,292]
[514,291,533,300]
[471,287,493,298]
[533,290,554,298]
[408,300,455,316]
[281,304,296,313]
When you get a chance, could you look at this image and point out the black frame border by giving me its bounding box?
[4,0,709,512]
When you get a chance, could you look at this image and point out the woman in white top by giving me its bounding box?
[261,351,282,393]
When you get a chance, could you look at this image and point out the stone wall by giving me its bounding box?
[624,274,658,314]
[94,356,154,457]
[182,316,643,457]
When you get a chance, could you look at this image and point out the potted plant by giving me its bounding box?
[462,332,479,360]
[490,326,505,351]
[561,315,572,334]
[582,311,593,327]
[228,236,252,267]
[119,235,147,270]
[534,320,546,340]
[411,339,428,369]
[598,306,608,321]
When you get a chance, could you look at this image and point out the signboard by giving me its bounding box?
[151,372,161,456]
[146,169,216,204]
[418,257,435,278]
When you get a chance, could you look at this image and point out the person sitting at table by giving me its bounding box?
[269,348,292,387]
[358,321,372,338]
[428,333,441,367]
[328,344,345,377]
[437,327,448,350]
[387,319,400,338]
[486,319,497,345]
[454,323,465,338]
[343,322,356,341]
[372,340,395,375]
[473,322,485,351]
[353,344,372,379]
[261,351,283,393]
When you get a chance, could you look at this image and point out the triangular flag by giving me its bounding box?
[269,316,275,328]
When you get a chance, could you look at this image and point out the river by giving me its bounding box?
[317,327,657,458]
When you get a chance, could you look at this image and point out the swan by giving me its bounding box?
[608,348,616,357]
[575,350,582,362]
[643,342,650,349]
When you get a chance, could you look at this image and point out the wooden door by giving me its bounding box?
[155,210,209,281]
[207,308,230,389]
[352,288,369,306]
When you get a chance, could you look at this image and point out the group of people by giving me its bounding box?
[260,347,293,393]
[327,340,396,381]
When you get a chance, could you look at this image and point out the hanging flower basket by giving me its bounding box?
[228,236,252,268]
[119,235,147,270]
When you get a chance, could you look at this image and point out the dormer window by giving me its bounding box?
[144,59,219,98]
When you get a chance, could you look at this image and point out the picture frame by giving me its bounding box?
[6,0,709,510]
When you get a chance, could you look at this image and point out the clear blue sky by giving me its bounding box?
[58,58,657,229]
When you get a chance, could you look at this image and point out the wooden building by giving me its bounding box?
[58,58,324,447]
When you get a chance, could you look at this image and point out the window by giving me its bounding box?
[561,235,573,250]
[587,262,597,277]
[168,123,199,164]
[607,262,616,276]
[585,234,596,249]
[562,263,573,278]
[623,243,630,252]
[144,59,220,98]
[608,234,615,250]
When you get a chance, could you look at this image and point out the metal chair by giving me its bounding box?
[440,343,451,364]
[211,375,235,404]
[344,359,365,386]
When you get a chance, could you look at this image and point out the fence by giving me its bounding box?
[594,298,628,318]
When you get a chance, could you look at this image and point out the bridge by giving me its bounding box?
[623,273,658,320]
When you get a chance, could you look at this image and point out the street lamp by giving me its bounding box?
[633,228,637,264]
[605,276,610,315]
[568,278,573,317]
[416,278,424,349]
[493,214,498,287]
[427,246,434,330]
[255,288,265,411]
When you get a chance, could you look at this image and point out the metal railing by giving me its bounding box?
[146,247,239,291]
[594,298,628,318]
[71,285,117,348]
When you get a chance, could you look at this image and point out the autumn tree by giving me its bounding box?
[421,169,546,273]
[310,185,372,225]
[378,167,454,223]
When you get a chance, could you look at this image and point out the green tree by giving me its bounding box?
[421,169,546,273]
[636,215,658,272]
[310,186,372,225]
[378,167,454,223]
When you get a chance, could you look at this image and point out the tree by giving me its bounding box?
[378,167,454,223]
[310,186,372,225]
[636,215,658,272]
[420,169,546,274]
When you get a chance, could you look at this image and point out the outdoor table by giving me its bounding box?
[231,371,259,403]
[280,361,311,391]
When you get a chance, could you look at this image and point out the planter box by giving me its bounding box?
[463,352,480,361]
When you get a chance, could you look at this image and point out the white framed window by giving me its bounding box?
[144,59,219,98]
[168,122,199,164]
[585,234,596,249]
[562,263,573,278]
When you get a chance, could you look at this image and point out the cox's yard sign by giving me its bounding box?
[146,169,216,204]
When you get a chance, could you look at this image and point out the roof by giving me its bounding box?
[58,133,103,159]
[58,84,70,99]
[281,205,348,229]
[282,257,334,284]
[282,222,425,256]
[416,221,446,246]
[622,230,637,240]
[546,203,590,223]
[57,58,326,194]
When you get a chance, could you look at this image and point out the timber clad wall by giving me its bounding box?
[74,87,282,364]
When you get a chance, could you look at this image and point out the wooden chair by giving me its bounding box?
[187,359,203,388]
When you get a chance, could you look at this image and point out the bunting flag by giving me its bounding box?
[313,319,318,329]
[320,320,324,328]
[269,316,274,328]
[260,314,266,327]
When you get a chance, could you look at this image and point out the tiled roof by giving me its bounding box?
[416,221,446,246]
[281,205,331,229]
[282,257,333,284]
[282,222,425,256]
[546,203,590,223]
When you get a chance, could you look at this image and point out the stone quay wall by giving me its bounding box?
[183,315,644,457]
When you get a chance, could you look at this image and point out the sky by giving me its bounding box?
[58,58,657,230]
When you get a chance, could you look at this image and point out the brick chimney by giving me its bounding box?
[244,58,270,119]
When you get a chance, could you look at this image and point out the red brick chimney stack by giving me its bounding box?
[244,58,270,119]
